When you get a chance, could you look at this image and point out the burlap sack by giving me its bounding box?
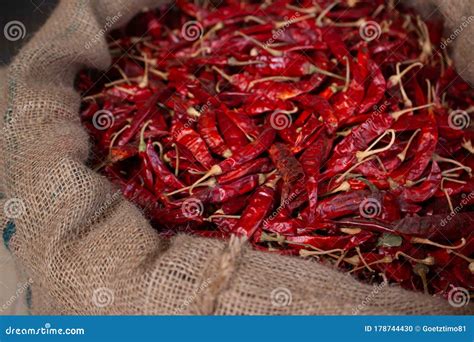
[1,0,473,315]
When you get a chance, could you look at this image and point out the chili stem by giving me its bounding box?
[356,129,396,162]
[108,124,131,158]
[244,15,267,25]
[395,251,435,265]
[248,76,299,89]
[211,66,234,84]
[285,4,321,14]
[397,129,420,161]
[461,139,474,154]
[172,143,179,177]
[138,53,149,88]
[205,214,241,221]
[152,142,164,159]
[138,120,153,152]
[189,164,223,194]
[342,56,350,92]
[336,155,376,183]
[308,65,346,80]
[391,103,434,121]
[105,77,141,88]
[349,256,392,273]
[388,62,423,107]
[113,65,132,85]
[275,13,316,29]
[356,247,374,272]
[443,188,454,214]
[300,248,345,257]
[235,31,283,57]
[165,178,216,197]
[410,237,466,250]
[149,68,168,80]
[315,1,339,27]
[434,154,472,176]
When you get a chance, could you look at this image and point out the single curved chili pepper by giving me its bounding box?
[172,121,216,169]
[208,174,264,204]
[217,108,249,151]
[299,133,333,222]
[358,59,387,114]
[389,110,438,186]
[217,157,273,184]
[198,109,232,158]
[234,175,280,238]
[330,46,369,124]
[269,143,304,201]
[146,140,185,191]
[191,118,276,188]
[324,112,393,178]
[138,122,154,190]
[316,190,373,219]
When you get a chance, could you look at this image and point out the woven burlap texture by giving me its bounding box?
[1,0,473,315]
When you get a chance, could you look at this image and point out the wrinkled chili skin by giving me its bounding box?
[218,121,276,174]
[324,113,393,178]
[217,158,272,184]
[234,184,275,238]
[146,140,184,191]
[198,110,231,157]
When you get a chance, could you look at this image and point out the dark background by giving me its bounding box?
[0,0,58,65]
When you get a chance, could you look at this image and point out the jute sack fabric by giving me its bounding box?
[0,0,473,315]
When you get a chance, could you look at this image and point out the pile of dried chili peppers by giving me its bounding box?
[77,0,474,300]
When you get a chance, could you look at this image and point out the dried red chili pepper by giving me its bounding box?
[234,175,280,238]
[198,109,232,158]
